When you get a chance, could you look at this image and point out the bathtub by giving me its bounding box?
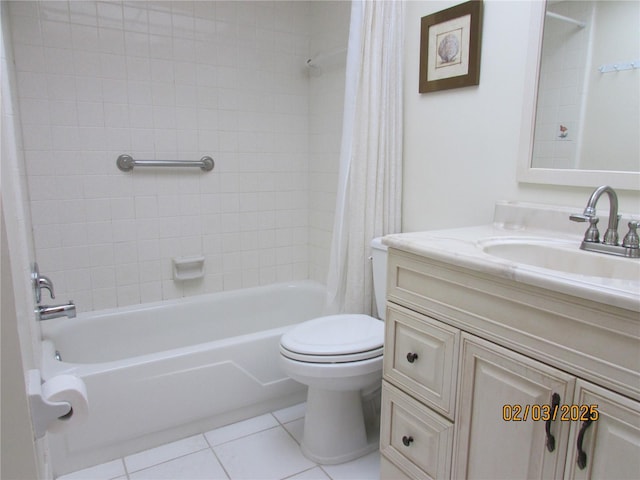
[40,280,325,476]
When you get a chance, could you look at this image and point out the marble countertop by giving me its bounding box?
[383,203,640,313]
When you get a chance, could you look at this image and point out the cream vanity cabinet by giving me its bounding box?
[380,247,640,480]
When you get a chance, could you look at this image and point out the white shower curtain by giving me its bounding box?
[325,0,404,316]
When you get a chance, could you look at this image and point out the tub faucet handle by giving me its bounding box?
[32,263,55,303]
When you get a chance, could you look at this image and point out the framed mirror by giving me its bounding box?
[518,1,640,190]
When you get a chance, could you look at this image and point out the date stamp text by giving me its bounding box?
[502,404,599,422]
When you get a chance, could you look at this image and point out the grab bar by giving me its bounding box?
[116,154,214,172]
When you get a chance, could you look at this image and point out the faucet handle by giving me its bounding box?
[622,221,639,249]
[583,216,600,243]
[570,213,600,243]
[31,263,55,303]
[570,213,591,223]
[569,214,600,243]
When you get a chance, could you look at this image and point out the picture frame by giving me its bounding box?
[419,1,483,93]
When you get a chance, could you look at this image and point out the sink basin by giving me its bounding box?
[481,238,640,281]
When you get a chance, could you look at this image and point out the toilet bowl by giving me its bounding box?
[279,238,388,464]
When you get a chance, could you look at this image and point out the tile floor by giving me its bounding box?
[58,403,380,480]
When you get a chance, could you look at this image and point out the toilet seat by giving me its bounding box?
[280,314,384,364]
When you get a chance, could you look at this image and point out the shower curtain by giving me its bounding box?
[325,0,404,316]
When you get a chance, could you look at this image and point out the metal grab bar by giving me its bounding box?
[116,154,214,172]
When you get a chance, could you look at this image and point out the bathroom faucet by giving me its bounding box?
[31,263,77,320]
[32,263,55,303]
[570,185,639,258]
[36,302,76,321]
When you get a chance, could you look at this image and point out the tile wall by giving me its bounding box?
[7,1,347,312]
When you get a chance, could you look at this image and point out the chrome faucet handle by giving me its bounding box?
[583,216,600,243]
[622,221,639,249]
[570,214,600,243]
[31,263,55,303]
[569,213,593,223]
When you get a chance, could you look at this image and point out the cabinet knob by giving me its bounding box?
[406,352,418,363]
[402,435,414,447]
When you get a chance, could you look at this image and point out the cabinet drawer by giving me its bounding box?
[381,381,454,480]
[384,304,459,419]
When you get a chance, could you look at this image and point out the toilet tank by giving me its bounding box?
[370,237,388,320]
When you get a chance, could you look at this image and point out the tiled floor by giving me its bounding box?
[58,403,380,480]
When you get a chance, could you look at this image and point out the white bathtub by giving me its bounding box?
[40,281,325,476]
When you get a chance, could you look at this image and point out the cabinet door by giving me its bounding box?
[564,379,640,479]
[453,334,575,480]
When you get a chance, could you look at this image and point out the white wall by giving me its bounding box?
[6,1,346,313]
[1,1,49,476]
[402,0,640,233]
[1,214,41,480]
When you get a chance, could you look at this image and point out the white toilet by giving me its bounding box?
[279,238,388,464]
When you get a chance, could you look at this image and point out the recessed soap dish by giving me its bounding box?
[172,255,205,281]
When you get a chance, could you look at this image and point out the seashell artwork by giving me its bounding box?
[419,0,482,93]
[438,33,460,63]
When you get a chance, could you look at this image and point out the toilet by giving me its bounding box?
[279,237,388,464]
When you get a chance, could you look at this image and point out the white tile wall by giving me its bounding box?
[7,0,347,312]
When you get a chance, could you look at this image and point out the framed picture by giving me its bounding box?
[419,1,483,93]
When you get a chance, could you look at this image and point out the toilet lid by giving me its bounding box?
[280,314,384,363]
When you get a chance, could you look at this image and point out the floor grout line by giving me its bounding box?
[209,446,232,480]
[125,446,211,476]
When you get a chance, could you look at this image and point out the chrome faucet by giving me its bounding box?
[32,263,55,303]
[570,185,639,258]
[31,263,77,320]
[36,302,76,321]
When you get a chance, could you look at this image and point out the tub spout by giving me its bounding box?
[37,302,76,321]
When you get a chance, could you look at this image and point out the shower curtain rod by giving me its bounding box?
[545,11,586,28]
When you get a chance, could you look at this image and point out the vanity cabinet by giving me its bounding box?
[380,247,640,480]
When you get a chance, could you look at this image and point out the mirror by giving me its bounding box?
[518,1,640,190]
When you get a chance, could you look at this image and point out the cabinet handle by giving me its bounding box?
[402,435,414,447]
[576,418,593,470]
[406,352,418,363]
[545,392,561,452]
